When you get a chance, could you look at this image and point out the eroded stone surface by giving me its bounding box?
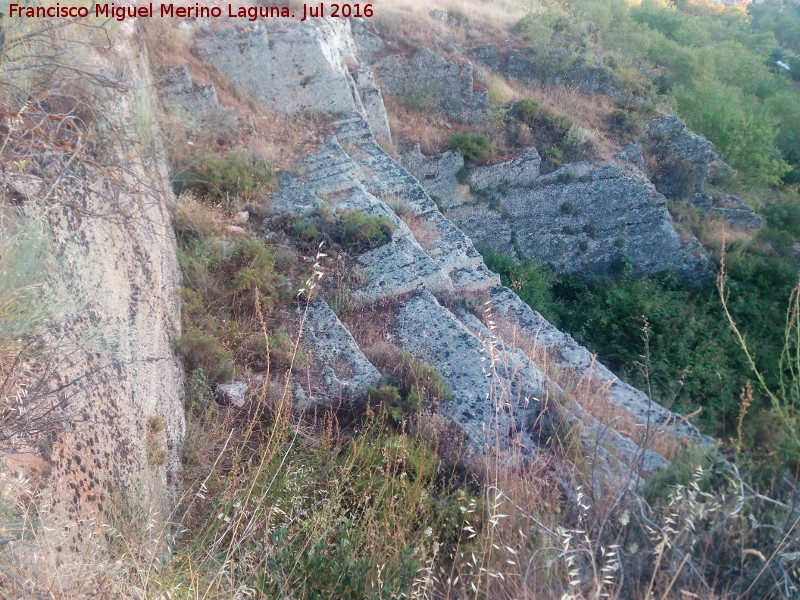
[196,20,362,116]
[396,292,545,455]
[469,147,541,189]
[301,300,381,405]
[374,48,489,121]
[401,145,465,210]
[156,65,237,140]
[456,162,709,281]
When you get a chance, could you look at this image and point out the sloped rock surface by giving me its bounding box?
[450,160,709,281]
[213,13,714,478]
[644,115,727,200]
[396,291,545,455]
[301,300,381,405]
[487,284,709,448]
[156,65,237,139]
[261,112,708,476]
[373,48,489,121]
[710,195,762,229]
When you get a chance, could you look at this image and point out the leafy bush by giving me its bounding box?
[608,108,642,140]
[447,132,493,160]
[176,231,282,381]
[324,209,394,252]
[541,146,564,167]
[173,149,274,203]
[512,99,542,121]
[370,351,452,424]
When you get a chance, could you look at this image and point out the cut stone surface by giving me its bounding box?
[396,291,546,455]
[469,147,541,189]
[352,235,453,302]
[301,300,381,406]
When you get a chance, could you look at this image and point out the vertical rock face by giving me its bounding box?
[5,22,185,560]
[193,19,391,140]
[373,48,490,121]
[404,149,710,282]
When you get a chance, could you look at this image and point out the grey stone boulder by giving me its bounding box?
[300,300,381,406]
[216,381,248,408]
[469,147,541,190]
[615,143,645,170]
[157,65,238,140]
[691,193,761,229]
[401,145,465,210]
[374,48,490,121]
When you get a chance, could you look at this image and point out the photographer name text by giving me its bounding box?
[8,2,374,22]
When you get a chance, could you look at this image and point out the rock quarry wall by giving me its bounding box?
[183,17,712,480]
[3,21,185,565]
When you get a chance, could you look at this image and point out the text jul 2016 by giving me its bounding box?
[7,3,374,22]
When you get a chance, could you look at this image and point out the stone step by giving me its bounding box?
[351,235,453,303]
[299,300,382,409]
[487,284,712,449]
[422,209,484,274]
[450,263,502,291]
[300,141,365,196]
[395,291,546,455]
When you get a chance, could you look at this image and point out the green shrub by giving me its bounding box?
[456,166,471,184]
[560,201,577,214]
[512,99,542,121]
[325,209,394,252]
[176,232,281,382]
[0,215,56,353]
[541,146,564,167]
[608,109,642,140]
[178,328,235,381]
[293,217,320,241]
[173,149,273,203]
[448,133,493,160]
[370,352,452,424]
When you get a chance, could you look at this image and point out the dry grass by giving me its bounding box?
[489,311,685,466]
[492,75,621,162]
[385,94,465,154]
[401,215,443,251]
[372,0,525,50]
